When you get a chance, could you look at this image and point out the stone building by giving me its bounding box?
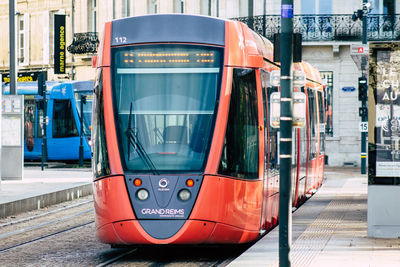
[1,0,399,166]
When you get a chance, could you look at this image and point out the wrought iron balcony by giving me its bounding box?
[233,14,400,42]
[67,32,99,54]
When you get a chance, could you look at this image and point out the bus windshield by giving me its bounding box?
[75,92,93,136]
[112,44,223,173]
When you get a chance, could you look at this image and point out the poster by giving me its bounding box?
[374,49,400,177]
[54,14,66,74]
[2,115,21,146]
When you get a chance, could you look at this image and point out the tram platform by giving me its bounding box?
[0,166,92,218]
[229,167,400,267]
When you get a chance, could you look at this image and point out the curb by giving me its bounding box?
[0,183,93,219]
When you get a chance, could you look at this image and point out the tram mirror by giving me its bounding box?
[270,92,281,128]
[270,70,306,87]
[270,70,280,87]
[293,70,306,87]
[269,92,306,128]
[293,92,306,128]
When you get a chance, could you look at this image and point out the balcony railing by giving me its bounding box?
[233,14,400,42]
[67,32,99,54]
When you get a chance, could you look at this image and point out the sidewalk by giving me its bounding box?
[0,167,92,218]
[228,167,400,267]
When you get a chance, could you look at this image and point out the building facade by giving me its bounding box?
[1,0,399,166]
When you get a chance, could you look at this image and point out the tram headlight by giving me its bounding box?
[137,189,149,201]
[178,189,191,201]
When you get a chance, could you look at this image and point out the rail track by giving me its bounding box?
[0,196,246,266]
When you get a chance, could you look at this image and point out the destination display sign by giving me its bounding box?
[115,45,222,69]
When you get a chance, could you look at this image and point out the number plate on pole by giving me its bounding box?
[359,122,368,132]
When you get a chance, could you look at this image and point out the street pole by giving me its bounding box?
[71,0,75,80]
[361,0,368,174]
[79,95,86,167]
[248,0,254,30]
[39,72,47,171]
[9,0,17,95]
[279,1,293,266]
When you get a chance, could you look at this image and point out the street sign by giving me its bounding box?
[359,121,368,132]
[350,44,369,55]
[342,87,356,92]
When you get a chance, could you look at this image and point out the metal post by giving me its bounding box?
[279,1,293,267]
[263,0,266,36]
[79,95,85,167]
[248,0,254,29]
[40,72,47,171]
[71,0,75,80]
[9,0,17,95]
[42,94,47,170]
[361,0,368,174]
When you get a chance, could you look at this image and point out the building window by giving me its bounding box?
[18,15,25,64]
[301,0,332,39]
[320,71,333,137]
[88,0,97,32]
[122,0,131,17]
[17,14,29,65]
[174,0,185,13]
[239,0,249,17]
[148,0,158,14]
[200,0,210,15]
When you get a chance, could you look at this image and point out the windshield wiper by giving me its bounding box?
[125,102,159,175]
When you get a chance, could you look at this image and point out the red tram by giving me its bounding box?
[92,14,325,245]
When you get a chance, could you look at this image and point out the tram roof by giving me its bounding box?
[110,14,226,46]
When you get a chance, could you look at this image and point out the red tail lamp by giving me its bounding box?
[186,179,194,187]
[134,178,142,187]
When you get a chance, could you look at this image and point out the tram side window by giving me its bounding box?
[52,100,79,138]
[218,68,259,179]
[267,86,279,173]
[318,91,325,155]
[92,70,110,177]
[307,88,317,159]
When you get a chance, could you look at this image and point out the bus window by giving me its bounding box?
[75,93,93,136]
[52,100,79,138]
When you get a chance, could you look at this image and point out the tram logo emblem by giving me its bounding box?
[158,178,169,191]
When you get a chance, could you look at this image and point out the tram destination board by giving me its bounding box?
[114,45,222,69]
[369,42,400,185]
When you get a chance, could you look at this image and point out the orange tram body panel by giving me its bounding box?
[92,14,325,246]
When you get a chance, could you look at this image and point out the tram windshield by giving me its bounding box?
[112,44,222,173]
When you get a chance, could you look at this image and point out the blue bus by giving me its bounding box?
[3,81,93,161]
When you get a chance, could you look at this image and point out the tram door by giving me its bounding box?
[260,70,279,229]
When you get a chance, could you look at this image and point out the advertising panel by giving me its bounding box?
[369,42,400,181]
[54,14,66,74]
